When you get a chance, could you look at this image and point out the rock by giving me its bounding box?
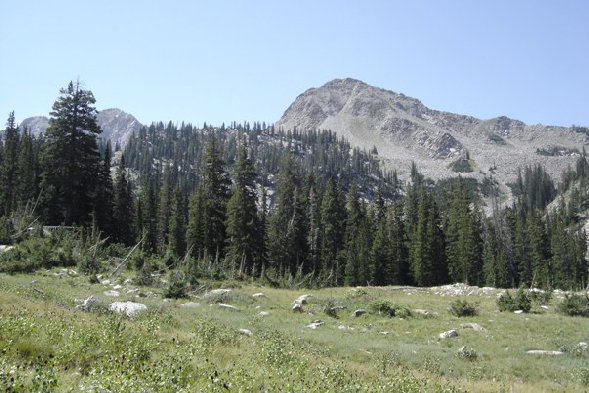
[577,342,588,351]
[217,303,239,311]
[526,350,564,356]
[460,322,485,331]
[292,303,303,313]
[238,329,252,337]
[101,280,111,285]
[306,321,324,330]
[353,309,367,317]
[540,305,549,310]
[113,284,123,290]
[163,298,172,303]
[514,310,524,314]
[252,293,266,298]
[179,302,200,308]
[204,289,231,298]
[439,329,458,339]
[80,296,103,311]
[414,309,431,317]
[109,301,147,317]
[295,294,313,304]
[126,288,139,294]
[103,290,120,297]
[0,245,14,252]
[123,279,133,285]
[259,311,269,316]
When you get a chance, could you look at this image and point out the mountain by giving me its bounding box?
[276,78,587,186]
[19,108,142,147]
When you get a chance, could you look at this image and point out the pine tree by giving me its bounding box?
[388,200,409,284]
[112,154,134,245]
[1,111,19,216]
[187,186,205,259]
[157,164,172,253]
[16,128,37,207]
[94,141,113,237]
[168,184,186,258]
[39,81,102,226]
[225,139,261,276]
[319,177,347,284]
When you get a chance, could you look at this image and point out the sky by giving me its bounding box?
[1,0,588,128]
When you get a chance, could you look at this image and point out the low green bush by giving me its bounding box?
[448,299,479,317]
[369,300,412,318]
[497,288,531,312]
[557,294,589,317]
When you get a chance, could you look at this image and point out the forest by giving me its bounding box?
[0,81,588,291]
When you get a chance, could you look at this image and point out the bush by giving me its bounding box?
[164,270,187,299]
[497,288,531,312]
[448,299,479,317]
[368,300,411,318]
[557,294,589,317]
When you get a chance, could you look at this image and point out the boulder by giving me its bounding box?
[80,296,103,311]
[238,329,252,337]
[113,284,123,290]
[101,280,111,285]
[252,293,266,298]
[123,279,133,285]
[292,303,303,313]
[306,321,324,329]
[439,329,458,339]
[179,302,200,308]
[109,301,147,317]
[217,303,239,311]
[204,289,231,298]
[353,309,367,317]
[295,294,313,304]
[103,290,120,297]
[259,311,269,316]
[460,322,485,331]
[526,350,564,356]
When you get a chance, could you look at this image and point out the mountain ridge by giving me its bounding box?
[276,78,587,184]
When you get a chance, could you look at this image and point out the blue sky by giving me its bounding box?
[1,0,588,127]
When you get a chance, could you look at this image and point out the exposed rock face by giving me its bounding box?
[18,108,142,148]
[276,78,587,186]
[109,301,147,317]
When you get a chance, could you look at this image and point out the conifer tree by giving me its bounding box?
[225,139,261,276]
[112,154,135,245]
[388,200,409,284]
[1,112,19,216]
[187,186,205,259]
[39,81,102,226]
[157,164,172,253]
[16,128,37,207]
[94,141,113,236]
[168,184,186,258]
[320,177,347,284]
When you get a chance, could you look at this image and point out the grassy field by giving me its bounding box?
[0,270,587,392]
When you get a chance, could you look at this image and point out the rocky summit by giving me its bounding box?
[276,78,587,186]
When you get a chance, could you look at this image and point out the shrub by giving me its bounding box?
[557,294,589,317]
[368,301,411,318]
[497,289,531,312]
[164,270,187,299]
[448,299,479,317]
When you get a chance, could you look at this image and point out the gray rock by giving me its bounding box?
[460,322,485,331]
[80,296,103,311]
[103,290,120,297]
[292,303,303,313]
[109,301,147,317]
[353,309,367,317]
[439,329,458,339]
[179,302,200,308]
[252,292,266,298]
[205,289,231,297]
[217,303,239,311]
[101,280,111,285]
[259,311,269,316]
[307,321,324,330]
[295,294,313,304]
[514,310,524,314]
[526,350,564,356]
[112,284,123,290]
[238,329,252,337]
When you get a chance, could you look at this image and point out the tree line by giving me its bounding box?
[1,81,587,290]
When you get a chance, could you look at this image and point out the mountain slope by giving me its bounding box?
[19,108,142,147]
[276,78,587,184]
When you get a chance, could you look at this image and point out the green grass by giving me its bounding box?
[1,271,588,392]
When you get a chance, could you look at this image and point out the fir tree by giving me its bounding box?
[168,184,186,258]
[1,111,19,216]
[112,154,135,245]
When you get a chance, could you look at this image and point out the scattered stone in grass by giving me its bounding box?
[101,280,111,285]
[252,292,266,298]
[292,303,303,313]
[338,325,352,330]
[180,302,200,308]
[307,321,324,329]
[460,322,485,331]
[379,331,390,335]
[439,329,458,339]
[163,298,172,303]
[123,279,133,285]
[577,342,588,352]
[514,310,524,314]
[456,346,478,361]
[295,294,313,304]
[79,296,103,311]
[204,289,231,298]
[526,350,564,356]
[103,290,120,297]
[414,309,434,317]
[259,311,269,316]
[112,284,123,290]
[354,309,367,317]
[217,303,239,311]
[239,329,252,337]
[540,305,549,310]
[126,288,139,294]
[109,301,147,317]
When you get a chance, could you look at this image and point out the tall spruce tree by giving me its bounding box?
[40,81,102,225]
[16,128,37,207]
[168,184,186,258]
[112,154,135,245]
[319,177,347,284]
[1,112,19,216]
[225,139,261,276]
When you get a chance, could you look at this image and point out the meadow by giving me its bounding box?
[0,270,587,392]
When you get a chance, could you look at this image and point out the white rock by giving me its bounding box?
[101,280,111,285]
[540,305,549,310]
[252,293,266,298]
[80,296,102,311]
[353,309,367,317]
[514,310,524,314]
[295,294,313,304]
[461,322,485,331]
[123,279,133,285]
[306,322,324,329]
[259,311,269,316]
[238,329,252,337]
[439,329,458,339]
[180,302,200,308]
[204,289,231,298]
[109,301,147,317]
[292,303,303,313]
[103,290,120,297]
[577,342,588,351]
[218,303,239,311]
[526,350,564,356]
[113,284,123,290]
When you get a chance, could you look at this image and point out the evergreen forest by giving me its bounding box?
[1,81,588,291]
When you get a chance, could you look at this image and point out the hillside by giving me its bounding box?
[276,78,587,185]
